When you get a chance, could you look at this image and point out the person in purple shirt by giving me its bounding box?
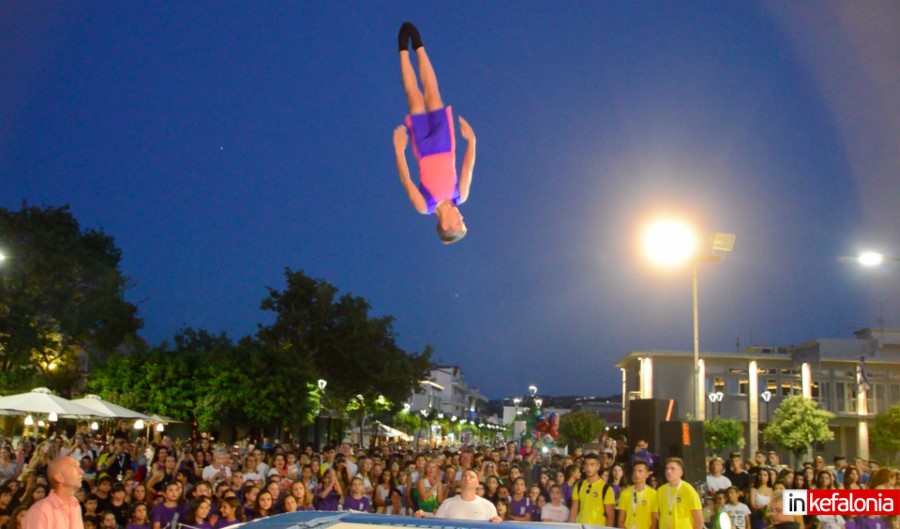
[125,501,151,529]
[314,468,342,511]
[508,478,534,522]
[150,483,181,529]
[183,496,214,529]
[342,477,372,513]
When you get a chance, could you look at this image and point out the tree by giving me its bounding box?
[763,395,835,458]
[870,404,900,464]
[257,268,433,411]
[704,416,745,455]
[558,412,605,450]
[0,204,142,395]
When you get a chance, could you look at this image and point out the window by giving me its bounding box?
[835,382,857,413]
[727,378,739,395]
[819,382,832,411]
[891,384,900,405]
[873,384,886,414]
[781,379,801,396]
[707,377,725,393]
[739,378,749,395]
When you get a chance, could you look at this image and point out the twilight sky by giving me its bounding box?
[2,2,898,399]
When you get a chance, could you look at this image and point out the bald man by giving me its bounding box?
[23,456,84,529]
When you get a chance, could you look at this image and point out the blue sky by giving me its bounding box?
[2,2,898,398]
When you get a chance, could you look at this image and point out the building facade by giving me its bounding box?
[616,328,900,461]
[409,365,489,421]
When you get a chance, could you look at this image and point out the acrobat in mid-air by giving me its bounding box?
[393,21,476,244]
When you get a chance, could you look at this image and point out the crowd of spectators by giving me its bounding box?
[2,423,898,529]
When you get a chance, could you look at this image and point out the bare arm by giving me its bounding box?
[458,116,476,204]
[692,508,704,529]
[605,502,615,528]
[569,496,580,523]
[394,126,427,214]
[617,507,626,529]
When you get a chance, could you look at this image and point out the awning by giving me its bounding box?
[373,421,412,441]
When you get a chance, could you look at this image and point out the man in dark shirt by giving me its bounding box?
[724,452,750,493]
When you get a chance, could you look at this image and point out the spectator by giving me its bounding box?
[21,456,83,528]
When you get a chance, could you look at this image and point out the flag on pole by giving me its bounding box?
[857,356,871,392]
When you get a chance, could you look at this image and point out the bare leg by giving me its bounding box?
[400,51,425,115]
[416,47,444,111]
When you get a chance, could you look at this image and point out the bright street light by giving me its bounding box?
[858,252,884,266]
[642,216,735,421]
[0,252,6,262]
[642,219,699,267]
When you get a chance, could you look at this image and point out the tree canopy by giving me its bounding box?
[870,404,900,464]
[257,268,433,412]
[704,416,745,455]
[558,411,605,449]
[0,204,141,395]
[763,395,835,458]
[89,270,434,433]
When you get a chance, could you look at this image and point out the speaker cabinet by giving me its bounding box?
[628,398,678,452]
[659,421,706,485]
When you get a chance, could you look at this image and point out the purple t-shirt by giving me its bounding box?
[509,496,533,519]
[151,503,180,527]
[343,495,371,512]
[315,486,341,511]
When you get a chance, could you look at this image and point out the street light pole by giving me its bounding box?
[693,262,703,421]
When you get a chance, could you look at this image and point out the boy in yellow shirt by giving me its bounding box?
[618,460,659,529]
[658,457,703,529]
[569,453,616,526]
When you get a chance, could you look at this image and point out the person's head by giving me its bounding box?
[435,202,467,244]
[256,490,274,514]
[130,501,148,523]
[834,456,847,469]
[664,457,684,484]
[632,460,650,485]
[528,484,541,500]
[281,493,298,513]
[84,494,99,513]
[611,463,625,484]
[550,484,563,504]
[512,477,526,496]
[164,482,180,503]
[508,465,521,482]
[709,457,724,476]
[99,511,116,528]
[220,497,244,521]
[132,483,146,501]
[46,456,83,495]
[350,476,363,495]
[815,469,833,489]
[582,453,600,478]
[266,480,281,500]
[766,451,779,466]
[792,472,805,489]
[485,474,500,492]
[844,466,860,486]
[496,498,510,519]
[291,480,307,502]
[755,467,771,488]
[565,463,581,482]
[725,485,739,504]
[187,497,212,523]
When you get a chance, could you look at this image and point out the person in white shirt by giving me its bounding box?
[201,450,232,482]
[816,514,845,529]
[541,484,570,523]
[416,469,501,522]
[705,457,733,496]
[723,487,751,529]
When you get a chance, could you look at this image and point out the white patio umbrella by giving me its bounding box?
[70,394,149,420]
[0,387,110,418]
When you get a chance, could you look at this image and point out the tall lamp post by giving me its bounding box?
[849,250,897,460]
[642,219,735,421]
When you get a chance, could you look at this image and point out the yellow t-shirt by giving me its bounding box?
[658,481,702,529]
[574,478,616,526]
[618,485,659,529]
